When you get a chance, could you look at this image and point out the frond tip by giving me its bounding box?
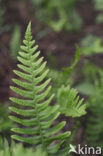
[9,23,71,155]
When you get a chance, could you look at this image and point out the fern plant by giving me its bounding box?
[9,22,71,155]
[76,59,103,147]
[32,0,82,32]
[80,35,103,56]
[86,70,103,148]
[9,22,87,156]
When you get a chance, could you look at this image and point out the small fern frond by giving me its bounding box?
[9,22,71,155]
[84,70,103,147]
[86,100,103,147]
[57,85,86,117]
[86,84,103,147]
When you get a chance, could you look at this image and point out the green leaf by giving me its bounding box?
[57,85,86,117]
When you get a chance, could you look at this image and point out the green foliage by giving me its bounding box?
[76,62,100,96]
[50,9,82,32]
[75,52,103,147]
[86,70,103,147]
[94,0,103,10]
[32,0,82,32]
[10,25,21,62]
[83,62,100,82]
[0,103,12,133]
[57,85,86,117]
[9,22,72,155]
[74,42,103,147]
[94,0,103,23]
[76,82,95,96]
[0,137,47,156]
[80,35,103,56]
[96,13,103,23]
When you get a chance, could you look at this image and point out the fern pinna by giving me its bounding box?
[9,23,71,155]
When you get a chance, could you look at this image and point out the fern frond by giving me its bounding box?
[9,22,71,155]
[86,92,103,147]
[57,85,86,117]
[85,70,103,147]
[0,137,47,156]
